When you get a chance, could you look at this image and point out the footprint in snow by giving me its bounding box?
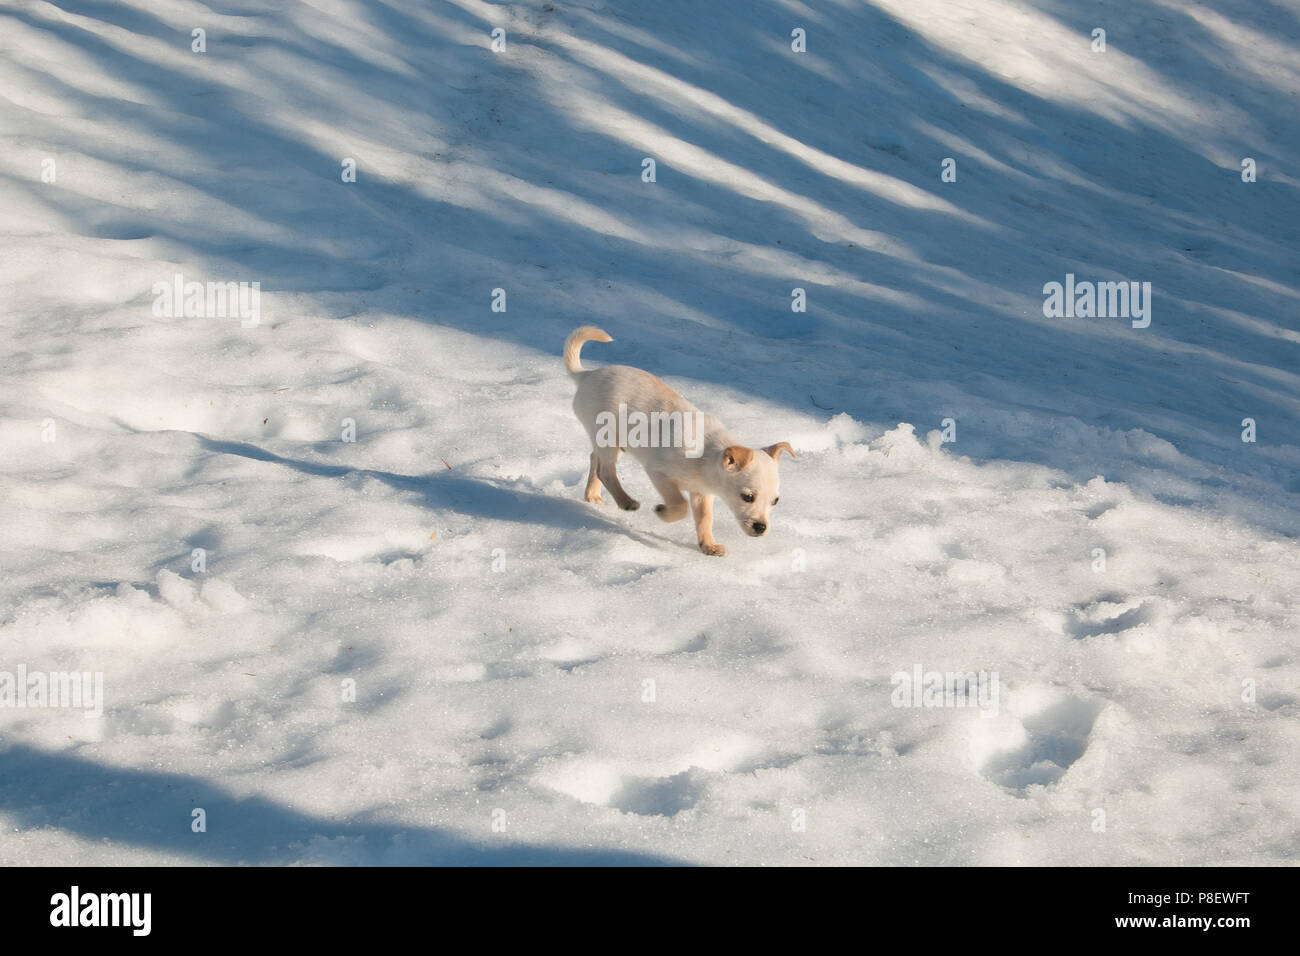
[1065,597,1156,640]
[975,693,1104,794]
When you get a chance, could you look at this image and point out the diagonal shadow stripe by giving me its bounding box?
[0,743,686,866]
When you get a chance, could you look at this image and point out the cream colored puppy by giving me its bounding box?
[565,326,794,556]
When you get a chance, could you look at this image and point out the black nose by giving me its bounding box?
[752,521,766,535]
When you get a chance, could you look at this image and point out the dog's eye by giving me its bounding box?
[773,497,779,506]
[741,492,755,503]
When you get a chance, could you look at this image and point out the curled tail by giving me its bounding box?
[564,326,612,377]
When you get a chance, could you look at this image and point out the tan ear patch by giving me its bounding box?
[763,442,796,461]
[722,445,754,471]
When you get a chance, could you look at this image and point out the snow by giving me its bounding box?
[1,0,1296,865]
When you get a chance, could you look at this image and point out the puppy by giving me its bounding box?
[565,326,794,556]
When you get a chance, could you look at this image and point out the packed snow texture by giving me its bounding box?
[1,0,1297,864]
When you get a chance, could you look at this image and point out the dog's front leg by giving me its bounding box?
[691,493,725,556]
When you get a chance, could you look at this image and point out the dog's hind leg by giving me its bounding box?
[583,451,604,504]
[595,448,639,511]
[648,471,688,522]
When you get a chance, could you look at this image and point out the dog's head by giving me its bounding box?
[717,442,795,537]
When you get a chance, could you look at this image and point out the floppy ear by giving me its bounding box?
[721,445,754,472]
[763,442,795,461]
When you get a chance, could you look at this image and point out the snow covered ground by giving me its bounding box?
[1,0,1296,865]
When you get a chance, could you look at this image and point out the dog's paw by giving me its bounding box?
[699,542,726,557]
[584,493,605,505]
[621,500,640,511]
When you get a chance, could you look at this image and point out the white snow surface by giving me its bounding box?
[1,0,1297,865]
